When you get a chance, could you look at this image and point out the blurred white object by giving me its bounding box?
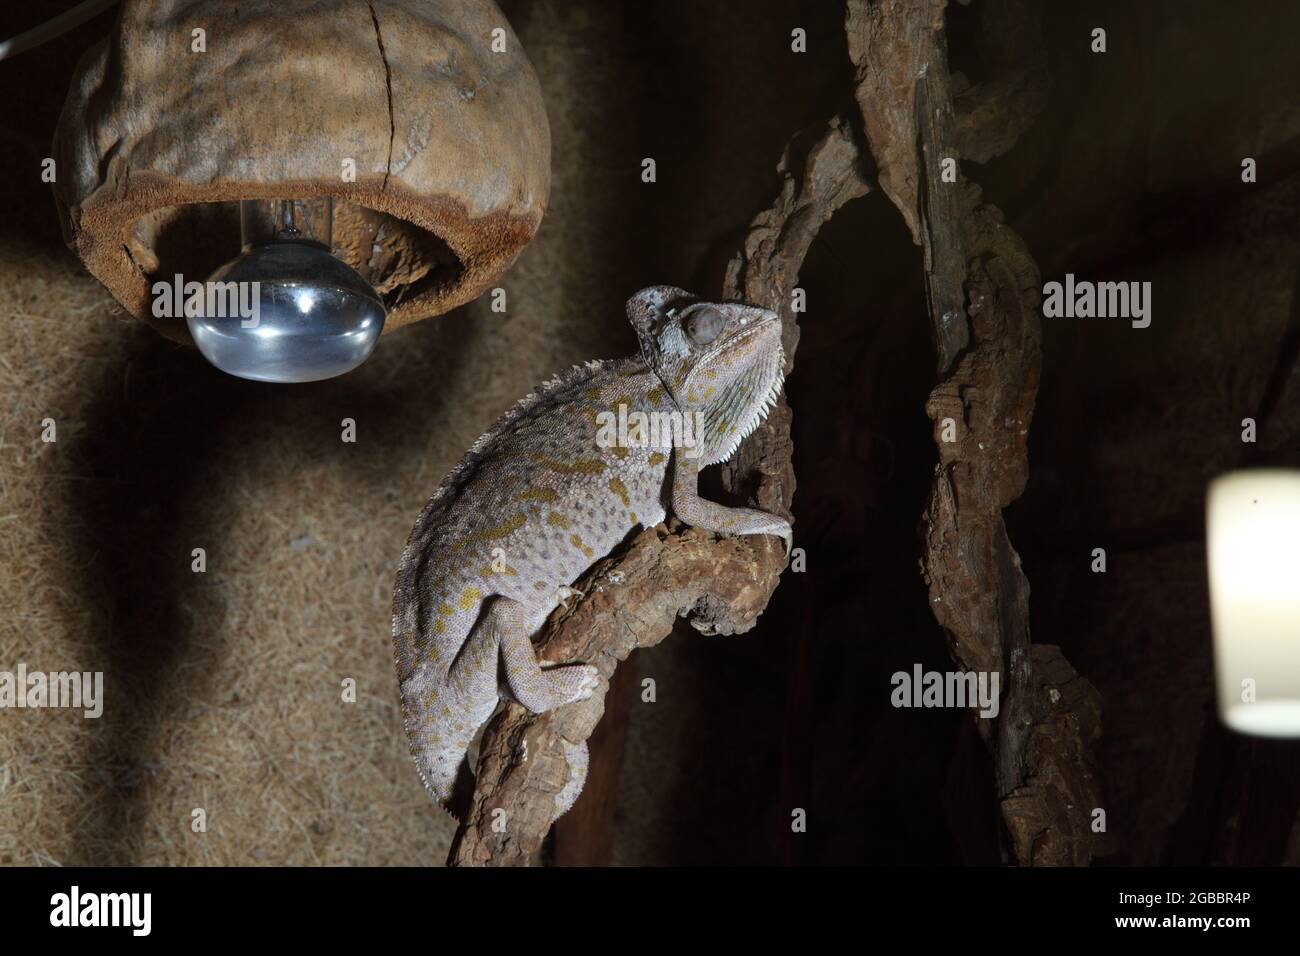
[1207,469,1300,736]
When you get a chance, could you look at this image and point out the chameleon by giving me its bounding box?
[391,285,793,820]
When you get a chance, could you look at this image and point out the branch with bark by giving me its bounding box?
[847,0,1106,864]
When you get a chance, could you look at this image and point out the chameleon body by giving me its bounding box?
[391,286,792,820]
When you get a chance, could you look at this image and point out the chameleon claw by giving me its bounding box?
[563,664,601,704]
[762,517,793,558]
[556,585,583,611]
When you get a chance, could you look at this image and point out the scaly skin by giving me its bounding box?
[392,286,792,821]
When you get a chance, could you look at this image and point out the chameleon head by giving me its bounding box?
[626,285,785,465]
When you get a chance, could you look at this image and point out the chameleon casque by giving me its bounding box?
[391,285,793,820]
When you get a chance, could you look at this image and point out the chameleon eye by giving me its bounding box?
[685,306,725,346]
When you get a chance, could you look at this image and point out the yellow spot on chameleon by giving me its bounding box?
[629,512,638,525]
[459,512,527,547]
[648,452,665,466]
[433,620,445,635]
[547,512,571,529]
[586,388,602,400]
[518,487,559,504]
[569,534,594,558]
[533,454,605,475]
[612,446,629,459]
[438,603,453,617]
[609,477,631,507]
[458,587,482,611]
[647,387,663,404]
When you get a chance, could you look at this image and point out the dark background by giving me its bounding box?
[0,0,1297,865]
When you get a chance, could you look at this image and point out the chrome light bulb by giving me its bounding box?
[187,197,387,383]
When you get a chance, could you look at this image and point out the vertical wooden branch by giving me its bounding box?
[847,0,1106,864]
[721,116,873,509]
[447,119,868,866]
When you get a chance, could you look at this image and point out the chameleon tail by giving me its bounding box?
[553,738,589,821]
[395,604,499,814]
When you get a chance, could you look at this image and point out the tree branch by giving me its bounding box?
[847,0,1106,865]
